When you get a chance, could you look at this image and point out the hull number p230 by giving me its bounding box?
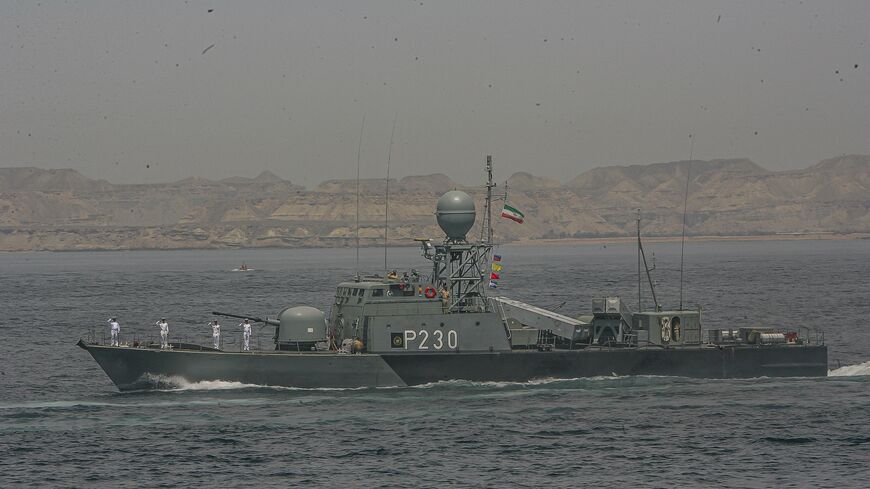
[401,329,458,350]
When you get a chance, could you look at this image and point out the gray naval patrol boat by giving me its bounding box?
[79,157,828,391]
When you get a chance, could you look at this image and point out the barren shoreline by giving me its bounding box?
[4,156,869,253]
[3,232,868,253]
[509,232,870,247]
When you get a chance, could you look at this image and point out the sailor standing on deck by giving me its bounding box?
[108,317,120,346]
[210,320,221,350]
[240,319,252,351]
[156,318,169,349]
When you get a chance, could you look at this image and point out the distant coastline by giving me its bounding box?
[3,155,869,252]
[515,232,870,247]
[2,232,868,253]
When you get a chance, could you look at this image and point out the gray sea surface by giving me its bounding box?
[1,240,870,488]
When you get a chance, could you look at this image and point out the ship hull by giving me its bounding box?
[78,341,828,391]
[78,341,405,390]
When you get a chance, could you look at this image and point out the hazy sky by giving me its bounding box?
[1,1,868,186]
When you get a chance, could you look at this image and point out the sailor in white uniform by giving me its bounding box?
[156,318,169,349]
[108,317,120,346]
[210,320,221,349]
[240,319,252,351]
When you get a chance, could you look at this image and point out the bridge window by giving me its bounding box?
[388,284,415,296]
[372,289,384,297]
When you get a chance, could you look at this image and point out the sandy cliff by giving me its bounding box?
[1,156,869,251]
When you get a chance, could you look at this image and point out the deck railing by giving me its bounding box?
[81,328,271,352]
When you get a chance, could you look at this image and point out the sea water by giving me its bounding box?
[1,240,869,487]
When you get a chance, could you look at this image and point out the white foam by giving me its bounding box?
[828,360,870,377]
[409,376,630,389]
[140,374,258,391]
[139,374,690,393]
[143,374,368,392]
[168,378,262,391]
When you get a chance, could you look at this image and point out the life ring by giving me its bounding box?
[424,286,437,299]
[660,316,671,342]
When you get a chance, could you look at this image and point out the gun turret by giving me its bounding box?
[211,311,280,326]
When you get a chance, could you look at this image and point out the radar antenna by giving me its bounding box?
[426,156,496,313]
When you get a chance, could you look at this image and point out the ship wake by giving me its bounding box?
[828,360,870,377]
[139,374,368,392]
[409,375,676,390]
[159,377,264,391]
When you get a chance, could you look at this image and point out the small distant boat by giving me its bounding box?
[231,263,254,272]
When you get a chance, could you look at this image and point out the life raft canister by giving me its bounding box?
[424,286,437,299]
[660,316,672,342]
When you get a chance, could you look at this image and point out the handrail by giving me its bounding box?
[80,330,273,352]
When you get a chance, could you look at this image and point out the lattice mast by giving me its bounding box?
[424,155,499,314]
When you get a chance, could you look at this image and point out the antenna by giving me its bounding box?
[679,134,694,309]
[355,114,365,280]
[480,155,496,244]
[636,209,659,311]
[637,209,642,312]
[384,114,397,273]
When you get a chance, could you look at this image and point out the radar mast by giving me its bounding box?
[480,155,496,245]
[422,156,496,313]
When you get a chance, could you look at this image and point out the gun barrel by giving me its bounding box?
[211,311,278,326]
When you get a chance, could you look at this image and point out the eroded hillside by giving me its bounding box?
[1,155,868,251]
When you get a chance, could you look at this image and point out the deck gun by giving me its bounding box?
[212,309,327,351]
[211,311,279,327]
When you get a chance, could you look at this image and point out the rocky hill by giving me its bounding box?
[1,155,869,251]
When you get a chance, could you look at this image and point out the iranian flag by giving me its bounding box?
[501,204,524,224]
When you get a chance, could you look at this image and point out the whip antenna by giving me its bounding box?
[384,114,397,273]
[637,209,659,311]
[679,134,694,309]
[355,114,365,280]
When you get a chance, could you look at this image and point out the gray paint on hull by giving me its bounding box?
[80,343,406,390]
[379,345,829,384]
[80,341,828,391]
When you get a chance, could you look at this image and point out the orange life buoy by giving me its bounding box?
[424,286,437,299]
